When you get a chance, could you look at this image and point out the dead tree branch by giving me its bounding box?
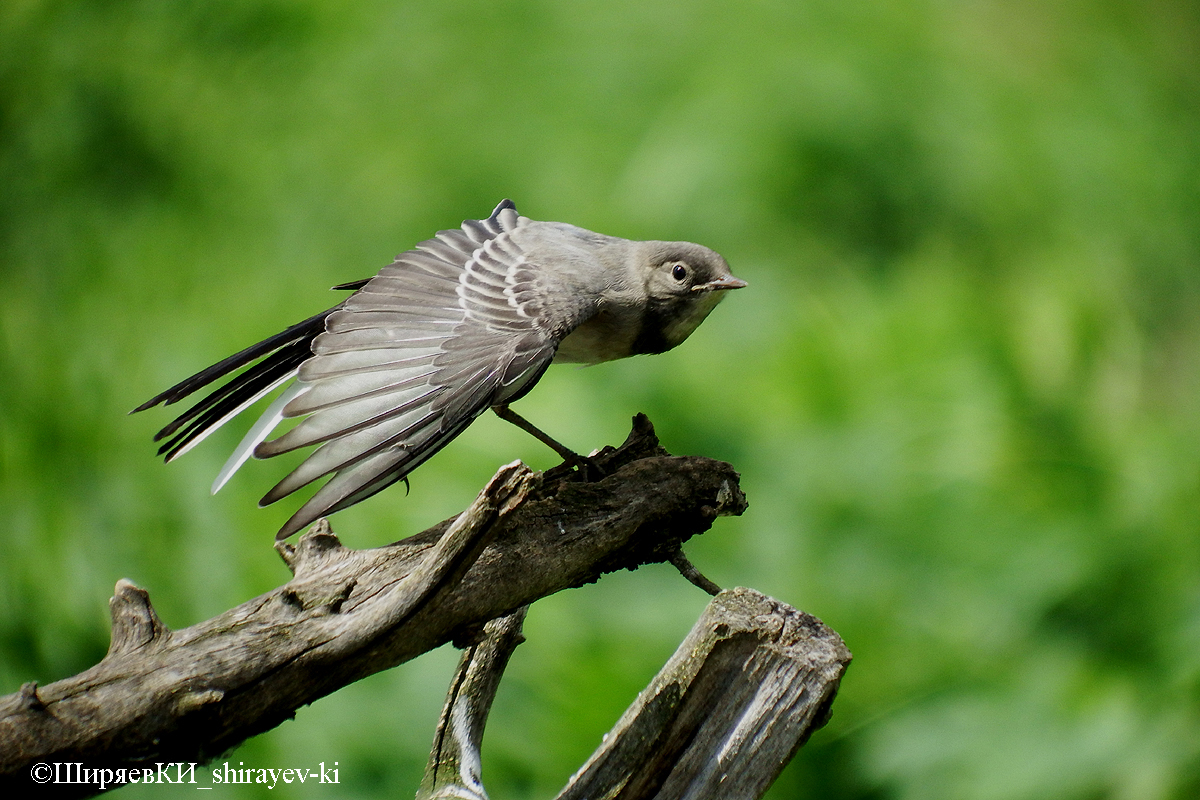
[418,606,531,800]
[416,588,851,800]
[556,588,851,800]
[0,415,746,792]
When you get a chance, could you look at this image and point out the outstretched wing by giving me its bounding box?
[251,199,580,538]
[136,200,588,539]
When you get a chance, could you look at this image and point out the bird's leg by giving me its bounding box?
[492,404,600,478]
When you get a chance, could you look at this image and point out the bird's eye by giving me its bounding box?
[671,263,688,282]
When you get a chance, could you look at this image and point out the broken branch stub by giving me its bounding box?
[556,588,852,800]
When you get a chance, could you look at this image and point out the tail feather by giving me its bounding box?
[157,352,303,462]
[131,308,334,413]
[212,381,310,494]
[135,307,337,463]
[151,342,310,443]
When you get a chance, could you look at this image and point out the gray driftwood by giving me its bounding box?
[417,588,850,800]
[556,588,850,800]
[418,606,531,800]
[0,416,746,790]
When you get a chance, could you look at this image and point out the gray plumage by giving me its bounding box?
[134,200,745,539]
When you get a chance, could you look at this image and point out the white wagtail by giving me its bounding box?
[134,200,746,539]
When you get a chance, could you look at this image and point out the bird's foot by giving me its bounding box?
[546,449,606,483]
[493,404,607,482]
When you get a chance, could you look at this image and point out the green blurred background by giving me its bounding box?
[3,0,1199,797]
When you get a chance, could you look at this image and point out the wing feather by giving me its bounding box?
[212,381,309,494]
[136,199,598,539]
[285,368,438,415]
[313,328,448,353]
[261,408,442,503]
[259,381,444,455]
[298,349,439,380]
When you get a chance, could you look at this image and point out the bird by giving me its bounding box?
[133,200,746,540]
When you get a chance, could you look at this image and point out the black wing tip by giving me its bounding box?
[489,199,517,220]
[130,394,169,414]
[274,511,313,540]
[132,380,209,414]
[330,278,371,291]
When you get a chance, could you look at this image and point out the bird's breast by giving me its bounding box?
[552,309,640,364]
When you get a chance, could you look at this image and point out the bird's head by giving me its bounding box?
[633,241,747,354]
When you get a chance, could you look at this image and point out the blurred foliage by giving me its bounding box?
[2,0,1199,798]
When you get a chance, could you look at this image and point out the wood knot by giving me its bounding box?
[276,519,350,576]
[279,579,356,614]
[175,688,225,715]
[19,681,46,712]
[106,578,170,658]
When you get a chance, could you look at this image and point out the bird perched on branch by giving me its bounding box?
[134,200,745,539]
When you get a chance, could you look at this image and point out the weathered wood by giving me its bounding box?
[418,607,530,800]
[410,588,851,800]
[0,416,747,794]
[668,549,723,596]
[556,588,852,800]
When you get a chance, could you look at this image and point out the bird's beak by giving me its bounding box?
[692,275,748,292]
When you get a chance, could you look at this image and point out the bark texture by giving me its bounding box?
[557,588,851,800]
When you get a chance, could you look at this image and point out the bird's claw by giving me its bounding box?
[545,450,606,483]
